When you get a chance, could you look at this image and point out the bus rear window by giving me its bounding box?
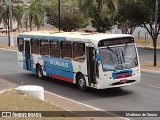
[17,38,24,52]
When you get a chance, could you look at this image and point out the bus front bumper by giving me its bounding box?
[96,73,140,89]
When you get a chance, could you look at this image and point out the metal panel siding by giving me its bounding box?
[43,57,74,82]
[22,51,27,70]
[112,69,132,79]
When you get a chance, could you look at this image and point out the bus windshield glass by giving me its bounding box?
[99,44,138,71]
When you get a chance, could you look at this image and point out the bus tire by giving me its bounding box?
[37,65,44,80]
[77,74,87,92]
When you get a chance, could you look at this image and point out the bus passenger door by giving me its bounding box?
[86,47,96,86]
[24,41,31,70]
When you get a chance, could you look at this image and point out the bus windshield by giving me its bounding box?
[99,44,138,71]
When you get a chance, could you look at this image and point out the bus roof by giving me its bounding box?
[17,31,133,46]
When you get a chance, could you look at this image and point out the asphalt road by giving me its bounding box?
[0,35,17,45]
[0,50,160,120]
[138,47,160,62]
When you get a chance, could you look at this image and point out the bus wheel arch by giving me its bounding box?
[76,72,87,92]
[36,64,44,80]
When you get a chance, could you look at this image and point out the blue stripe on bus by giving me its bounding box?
[43,57,74,81]
[112,69,132,79]
[30,55,36,73]
[18,34,66,41]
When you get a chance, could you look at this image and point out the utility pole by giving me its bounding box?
[9,0,14,46]
[7,16,10,46]
[58,0,61,31]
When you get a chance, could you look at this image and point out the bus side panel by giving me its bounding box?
[30,55,37,74]
[43,57,74,83]
[19,51,29,71]
[17,51,25,69]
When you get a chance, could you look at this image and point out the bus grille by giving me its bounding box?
[111,80,136,86]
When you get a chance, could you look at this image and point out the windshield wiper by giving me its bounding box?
[124,43,128,54]
[107,46,120,64]
[121,49,125,63]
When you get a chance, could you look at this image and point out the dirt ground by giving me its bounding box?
[140,60,160,71]
[0,90,83,120]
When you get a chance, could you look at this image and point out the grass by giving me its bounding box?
[0,90,84,120]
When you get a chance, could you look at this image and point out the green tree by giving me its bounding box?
[46,0,89,32]
[13,1,25,32]
[0,0,9,29]
[25,0,45,31]
[91,6,113,32]
[138,0,160,66]
[79,0,118,33]
[119,0,159,66]
[116,0,141,34]
[0,0,24,31]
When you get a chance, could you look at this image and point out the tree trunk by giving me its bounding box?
[29,15,32,31]
[25,18,28,32]
[153,38,157,66]
[96,0,103,14]
[17,25,20,32]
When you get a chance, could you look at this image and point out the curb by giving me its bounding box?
[0,89,12,94]
[45,90,129,120]
[141,69,160,74]
[0,48,16,52]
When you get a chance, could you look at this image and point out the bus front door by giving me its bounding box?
[86,47,96,86]
[24,41,31,70]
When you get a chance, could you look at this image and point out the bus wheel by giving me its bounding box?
[77,74,87,92]
[37,65,44,80]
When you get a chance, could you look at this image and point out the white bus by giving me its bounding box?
[17,31,140,91]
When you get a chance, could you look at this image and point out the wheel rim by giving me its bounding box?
[79,77,85,89]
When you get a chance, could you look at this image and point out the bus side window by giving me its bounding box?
[31,39,39,54]
[17,38,24,52]
[61,42,72,59]
[73,43,85,62]
[40,40,49,55]
[50,41,60,58]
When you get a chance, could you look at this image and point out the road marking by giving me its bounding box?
[0,89,12,94]
[45,90,130,120]
[141,82,160,89]
[145,84,160,89]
